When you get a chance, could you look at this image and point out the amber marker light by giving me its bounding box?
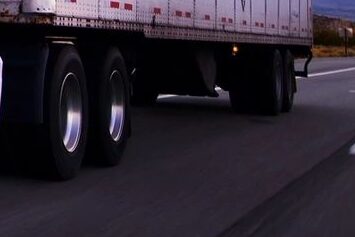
[232,45,239,56]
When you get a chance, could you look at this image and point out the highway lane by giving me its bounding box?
[222,58,355,237]
[0,57,354,237]
[222,133,355,237]
[295,57,355,74]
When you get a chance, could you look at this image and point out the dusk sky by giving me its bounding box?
[314,0,355,20]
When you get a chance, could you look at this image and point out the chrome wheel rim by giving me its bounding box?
[109,70,125,142]
[59,73,82,153]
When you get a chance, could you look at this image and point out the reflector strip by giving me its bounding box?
[154,8,161,14]
[110,1,120,8]
[124,3,133,11]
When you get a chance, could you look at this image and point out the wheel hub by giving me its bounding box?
[109,70,125,142]
[59,73,83,153]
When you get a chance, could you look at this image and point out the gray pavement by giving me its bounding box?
[222,137,355,237]
[0,57,355,237]
[296,57,355,74]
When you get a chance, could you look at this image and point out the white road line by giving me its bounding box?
[349,90,355,93]
[298,67,355,79]
[158,94,177,99]
[158,87,222,100]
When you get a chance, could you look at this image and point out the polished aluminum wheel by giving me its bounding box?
[109,70,125,142]
[59,73,83,153]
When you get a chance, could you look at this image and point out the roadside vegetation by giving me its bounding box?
[314,29,355,57]
[313,15,355,57]
[313,45,355,57]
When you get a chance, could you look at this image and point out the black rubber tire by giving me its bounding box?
[88,48,131,166]
[42,46,89,180]
[282,50,296,112]
[261,49,284,115]
[229,49,283,115]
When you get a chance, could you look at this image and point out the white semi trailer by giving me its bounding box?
[0,0,313,179]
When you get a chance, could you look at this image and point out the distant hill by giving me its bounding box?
[313,14,355,47]
[314,14,354,32]
[314,0,355,21]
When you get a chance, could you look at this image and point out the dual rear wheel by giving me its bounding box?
[33,46,295,179]
[40,46,129,180]
[229,49,295,115]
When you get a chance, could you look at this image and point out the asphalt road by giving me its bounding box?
[0,57,355,237]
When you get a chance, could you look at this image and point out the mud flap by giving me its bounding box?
[0,43,49,123]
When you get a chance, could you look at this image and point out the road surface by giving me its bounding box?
[0,57,355,237]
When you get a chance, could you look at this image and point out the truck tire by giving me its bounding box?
[42,46,89,180]
[261,49,284,115]
[229,49,283,115]
[88,48,131,166]
[282,50,295,112]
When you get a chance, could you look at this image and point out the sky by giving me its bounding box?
[314,0,355,21]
